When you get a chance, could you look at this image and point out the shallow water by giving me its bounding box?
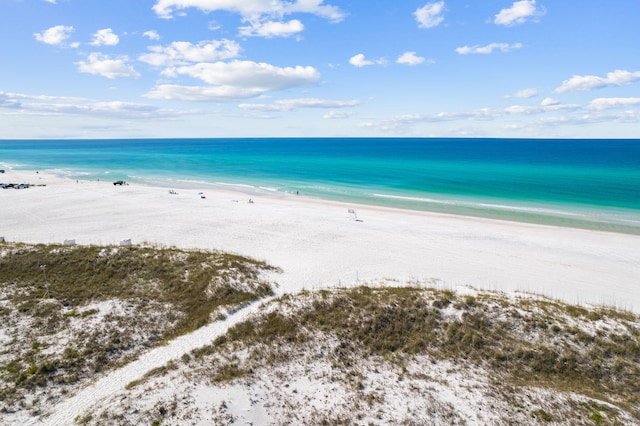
[1,138,639,233]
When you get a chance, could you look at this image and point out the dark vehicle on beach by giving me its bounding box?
[113,180,125,186]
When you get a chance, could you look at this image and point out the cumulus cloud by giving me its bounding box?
[172,60,319,88]
[90,28,119,46]
[239,98,360,112]
[76,53,141,79]
[506,88,538,98]
[555,70,640,93]
[349,54,371,67]
[239,19,304,38]
[397,52,426,66]
[494,0,545,26]
[33,25,76,46]
[152,0,345,23]
[414,1,445,29]
[588,97,640,110]
[349,53,386,67]
[143,30,160,40]
[139,39,241,67]
[456,42,522,55]
[145,60,321,101]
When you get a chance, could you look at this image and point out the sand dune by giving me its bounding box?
[3,169,640,424]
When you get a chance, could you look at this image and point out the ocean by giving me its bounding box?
[1,138,639,234]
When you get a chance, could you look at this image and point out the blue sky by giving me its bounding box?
[1,0,639,139]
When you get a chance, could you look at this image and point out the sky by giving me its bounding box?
[1,0,639,139]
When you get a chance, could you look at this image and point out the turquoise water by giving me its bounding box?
[1,138,639,234]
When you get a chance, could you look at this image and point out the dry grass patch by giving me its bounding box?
[0,242,276,415]
[193,286,640,423]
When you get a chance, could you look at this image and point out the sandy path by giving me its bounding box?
[28,299,270,426]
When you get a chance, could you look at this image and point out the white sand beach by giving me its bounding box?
[2,169,639,312]
[3,168,640,425]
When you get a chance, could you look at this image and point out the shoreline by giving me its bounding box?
[2,168,640,313]
[5,161,640,236]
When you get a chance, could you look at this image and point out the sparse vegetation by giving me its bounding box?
[183,286,640,424]
[0,242,276,414]
[2,241,639,424]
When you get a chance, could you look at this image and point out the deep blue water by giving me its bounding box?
[1,138,639,233]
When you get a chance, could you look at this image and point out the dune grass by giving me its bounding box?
[0,242,276,413]
[202,286,640,422]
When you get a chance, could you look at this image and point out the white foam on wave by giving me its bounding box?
[44,168,90,178]
[258,186,278,192]
[373,193,582,218]
[0,162,24,170]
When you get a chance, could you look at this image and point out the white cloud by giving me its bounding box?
[145,60,321,101]
[414,1,445,29]
[33,25,75,46]
[360,97,589,133]
[504,97,579,115]
[349,54,371,67]
[139,39,241,67]
[239,98,360,111]
[172,60,319,88]
[0,92,22,108]
[152,0,345,23]
[494,0,545,26]
[349,53,386,67]
[208,21,222,31]
[324,110,354,119]
[143,30,160,40]
[456,42,522,55]
[506,88,538,98]
[540,97,559,106]
[239,19,304,38]
[76,53,141,79]
[144,84,266,101]
[555,70,640,93]
[588,97,640,110]
[43,0,57,3]
[397,51,425,66]
[0,91,173,119]
[90,28,120,46]
[1,92,86,103]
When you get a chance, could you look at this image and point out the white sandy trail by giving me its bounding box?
[30,299,271,426]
